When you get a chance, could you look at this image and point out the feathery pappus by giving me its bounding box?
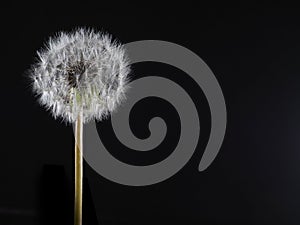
[30,28,130,123]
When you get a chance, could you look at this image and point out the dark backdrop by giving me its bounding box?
[1,5,300,225]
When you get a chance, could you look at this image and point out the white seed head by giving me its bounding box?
[30,28,130,123]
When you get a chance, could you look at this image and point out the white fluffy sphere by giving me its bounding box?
[30,28,130,123]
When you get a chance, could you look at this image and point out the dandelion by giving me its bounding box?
[29,28,130,225]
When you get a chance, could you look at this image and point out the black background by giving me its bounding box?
[2,5,300,225]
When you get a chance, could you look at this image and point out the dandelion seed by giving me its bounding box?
[30,27,130,123]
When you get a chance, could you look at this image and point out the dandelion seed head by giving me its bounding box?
[30,28,130,123]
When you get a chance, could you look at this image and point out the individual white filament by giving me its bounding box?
[30,28,130,123]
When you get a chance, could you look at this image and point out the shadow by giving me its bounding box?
[39,164,99,225]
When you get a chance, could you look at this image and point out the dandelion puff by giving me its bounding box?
[30,27,130,124]
[29,27,131,225]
